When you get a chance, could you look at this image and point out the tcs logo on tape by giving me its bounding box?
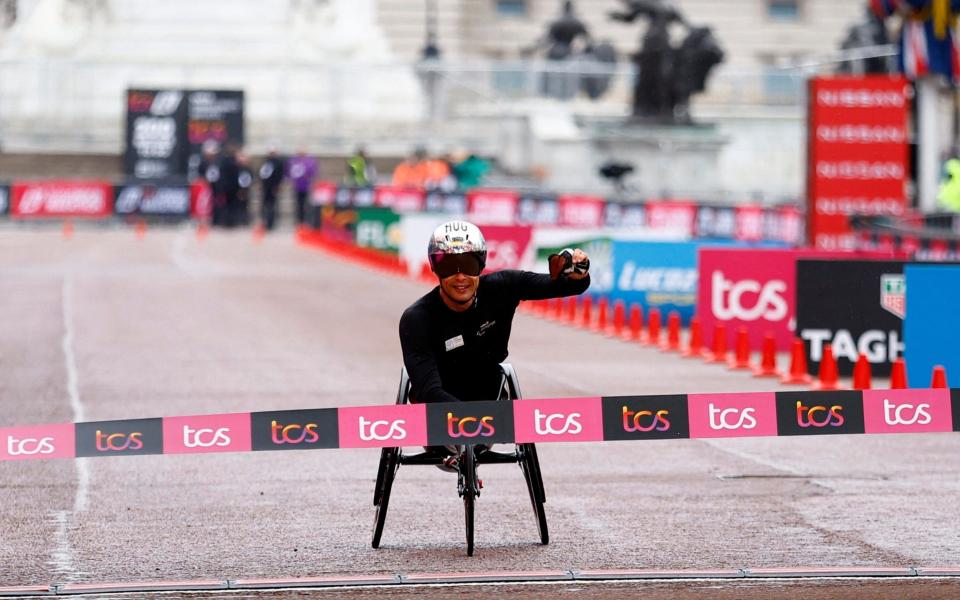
[2,389,959,462]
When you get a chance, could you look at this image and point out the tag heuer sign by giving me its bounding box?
[880,274,905,319]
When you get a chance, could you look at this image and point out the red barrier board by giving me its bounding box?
[734,205,765,242]
[190,179,212,218]
[467,189,519,225]
[310,181,338,206]
[374,185,425,212]
[557,194,605,228]
[482,225,534,271]
[646,200,697,236]
[807,76,909,250]
[11,180,114,218]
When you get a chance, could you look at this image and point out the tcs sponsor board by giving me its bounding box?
[3,389,956,462]
[696,247,895,351]
[697,248,822,351]
[807,76,909,250]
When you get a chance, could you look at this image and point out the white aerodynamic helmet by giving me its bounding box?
[427,220,487,277]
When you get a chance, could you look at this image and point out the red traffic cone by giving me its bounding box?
[727,327,753,370]
[644,308,662,346]
[566,296,578,324]
[62,220,74,240]
[931,365,948,388]
[611,300,626,337]
[419,261,434,282]
[552,297,564,321]
[196,221,209,241]
[660,311,682,351]
[580,296,593,329]
[682,316,706,358]
[706,323,729,363]
[752,333,781,378]
[890,358,908,389]
[812,345,844,390]
[781,338,813,385]
[252,223,265,243]
[134,219,147,240]
[624,304,643,341]
[852,353,872,390]
[593,297,609,333]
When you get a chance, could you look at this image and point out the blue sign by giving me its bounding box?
[611,241,700,325]
[904,264,960,387]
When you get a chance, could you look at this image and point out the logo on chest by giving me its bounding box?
[477,320,497,337]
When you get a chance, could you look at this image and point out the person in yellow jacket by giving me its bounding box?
[938,157,960,212]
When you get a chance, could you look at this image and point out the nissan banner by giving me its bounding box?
[114,183,191,217]
[11,181,114,219]
[806,76,909,250]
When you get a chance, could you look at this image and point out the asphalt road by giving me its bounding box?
[1,225,958,596]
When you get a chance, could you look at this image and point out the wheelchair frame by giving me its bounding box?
[371,364,548,556]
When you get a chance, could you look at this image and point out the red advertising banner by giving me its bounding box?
[11,181,114,218]
[697,248,860,351]
[482,225,534,272]
[646,200,697,236]
[807,76,909,250]
[190,179,212,218]
[734,205,765,242]
[557,194,605,228]
[310,181,338,206]
[467,189,519,225]
[374,185,425,212]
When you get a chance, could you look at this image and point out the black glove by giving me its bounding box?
[548,248,590,280]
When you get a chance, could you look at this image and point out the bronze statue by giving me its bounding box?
[610,0,724,123]
[525,1,617,100]
[838,7,892,76]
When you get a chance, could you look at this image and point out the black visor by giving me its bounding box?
[433,253,483,278]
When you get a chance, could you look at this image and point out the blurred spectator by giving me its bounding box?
[197,140,223,220]
[938,156,960,212]
[237,150,254,226]
[423,152,453,191]
[217,143,241,228]
[392,147,428,188]
[345,147,377,187]
[451,150,490,190]
[259,147,285,230]
[286,148,318,225]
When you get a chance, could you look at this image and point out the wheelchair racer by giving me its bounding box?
[399,220,590,467]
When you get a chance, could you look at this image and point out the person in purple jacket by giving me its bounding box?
[285,148,318,225]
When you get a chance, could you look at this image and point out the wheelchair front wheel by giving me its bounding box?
[371,446,399,548]
[518,443,548,545]
[459,445,478,556]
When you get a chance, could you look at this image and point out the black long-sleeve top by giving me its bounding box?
[399,269,590,404]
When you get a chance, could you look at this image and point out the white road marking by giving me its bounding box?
[48,276,89,582]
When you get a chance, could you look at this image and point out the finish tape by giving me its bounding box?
[2,388,958,462]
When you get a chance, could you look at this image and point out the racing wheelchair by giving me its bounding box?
[371,364,547,556]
